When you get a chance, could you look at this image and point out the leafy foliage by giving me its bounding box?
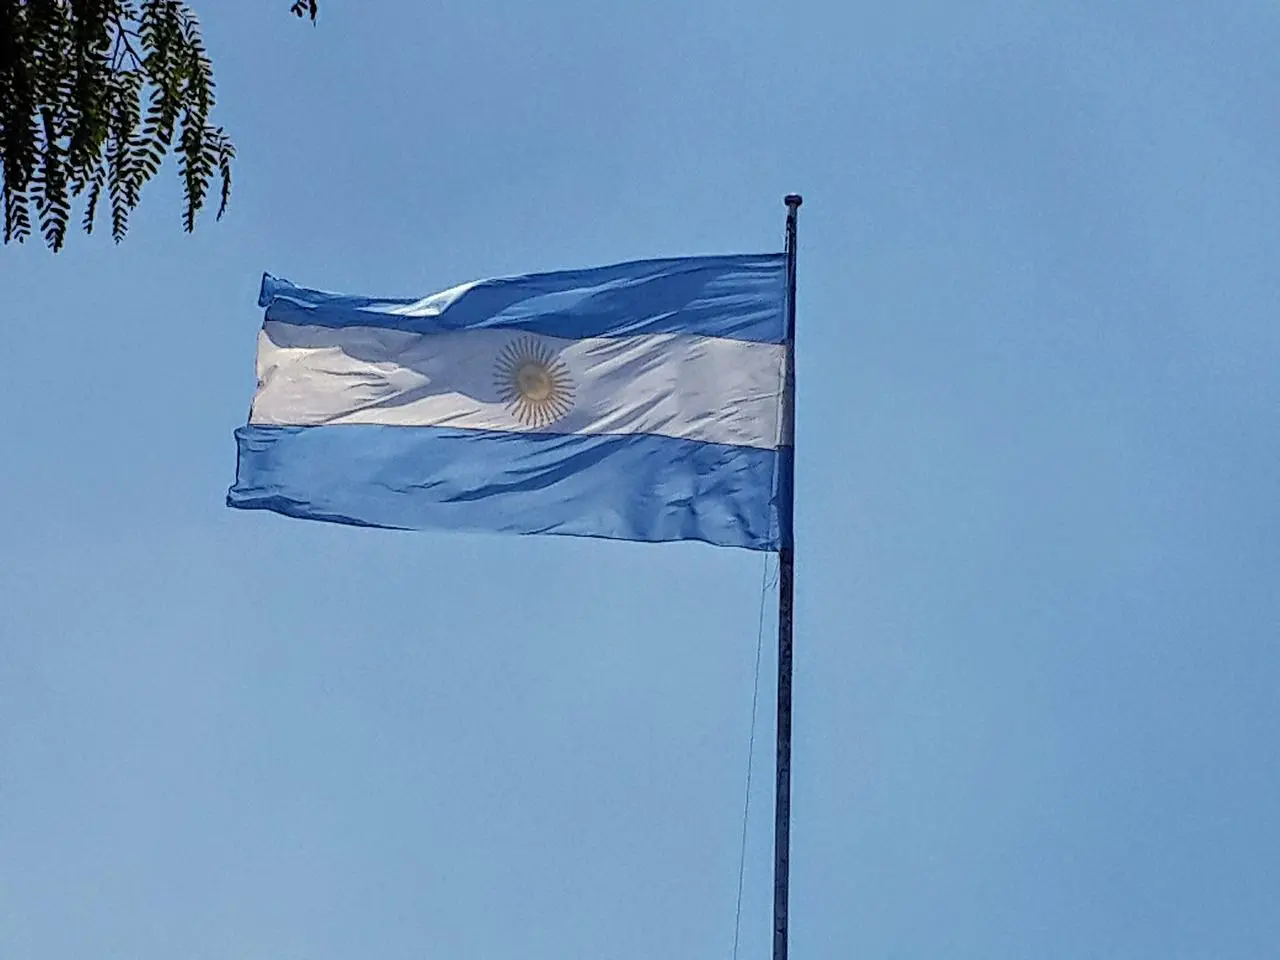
[0,1,316,250]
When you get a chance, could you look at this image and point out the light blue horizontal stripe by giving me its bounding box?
[259,254,787,343]
[227,424,789,551]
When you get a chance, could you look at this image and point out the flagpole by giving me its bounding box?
[774,193,802,960]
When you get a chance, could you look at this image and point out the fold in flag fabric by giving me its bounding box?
[227,254,791,551]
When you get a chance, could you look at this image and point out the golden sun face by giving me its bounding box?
[495,336,575,427]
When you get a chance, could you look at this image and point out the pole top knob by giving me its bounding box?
[784,194,803,208]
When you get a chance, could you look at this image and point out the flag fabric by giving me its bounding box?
[227,255,791,551]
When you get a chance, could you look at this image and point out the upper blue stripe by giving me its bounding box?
[259,254,787,343]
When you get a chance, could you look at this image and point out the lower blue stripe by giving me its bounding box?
[228,425,788,551]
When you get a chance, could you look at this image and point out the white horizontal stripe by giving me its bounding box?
[250,322,787,450]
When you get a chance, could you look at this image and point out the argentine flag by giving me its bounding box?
[227,255,791,551]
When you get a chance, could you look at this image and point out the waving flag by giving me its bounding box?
[228,255,791,550]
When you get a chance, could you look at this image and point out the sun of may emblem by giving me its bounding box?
[494,335,575,427]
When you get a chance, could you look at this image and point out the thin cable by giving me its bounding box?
[732,552,773,960]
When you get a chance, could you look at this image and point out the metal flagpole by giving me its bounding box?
[773,193,802,960]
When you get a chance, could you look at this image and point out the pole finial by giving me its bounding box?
[784,193,803,208]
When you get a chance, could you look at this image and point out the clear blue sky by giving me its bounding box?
[3,2,1278,957]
